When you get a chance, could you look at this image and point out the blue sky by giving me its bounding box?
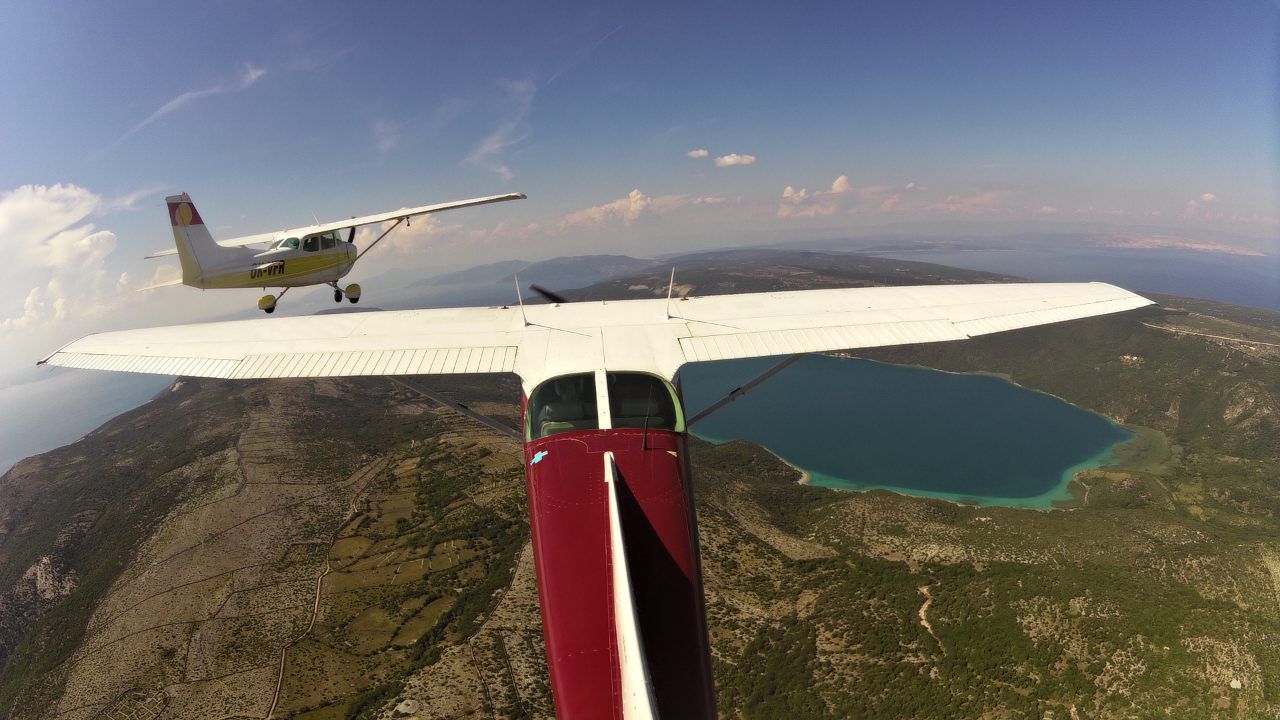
[0,1,1276,375]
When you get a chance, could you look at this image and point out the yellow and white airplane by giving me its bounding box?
[145,191,526,313]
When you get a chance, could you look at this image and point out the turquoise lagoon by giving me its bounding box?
[679,355,1133,509]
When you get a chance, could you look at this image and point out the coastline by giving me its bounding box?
[693,421,1142,512]
[685,355,1155,511]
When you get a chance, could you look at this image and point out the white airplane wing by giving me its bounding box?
[227,192,527,245]
[40,282,1151,390]
[143,193,526,258]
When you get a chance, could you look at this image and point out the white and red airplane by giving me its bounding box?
[40,271,1151,717]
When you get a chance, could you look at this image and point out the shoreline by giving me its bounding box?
[690,354,1149,512]
[697,424,1141,512]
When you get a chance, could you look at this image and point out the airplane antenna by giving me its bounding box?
[311,210,320,225]
[515,273,529,326]
[664,266,676,320]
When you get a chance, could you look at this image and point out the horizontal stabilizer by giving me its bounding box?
[145,231,276,260]
[136,278,184,292]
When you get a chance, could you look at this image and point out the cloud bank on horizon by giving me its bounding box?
[0,1,1275,376]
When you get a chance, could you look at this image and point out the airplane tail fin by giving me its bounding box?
[166,193,243,284]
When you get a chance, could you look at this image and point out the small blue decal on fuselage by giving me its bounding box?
[531,450,548,465]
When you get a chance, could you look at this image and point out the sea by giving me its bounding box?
[866,247,1280,311]
[681,355,1134,508]
[0,369,174,476]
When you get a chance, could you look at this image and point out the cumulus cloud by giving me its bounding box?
[686,148,709,159]
[714,153,757,167]
[777,175,906,218]
[1183,192,1219,220]
[466,80,536,181]
[115,63,265,145]
[0,184,124,334]
[557,189,690,233]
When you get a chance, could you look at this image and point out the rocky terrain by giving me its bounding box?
[0,251,1277,719]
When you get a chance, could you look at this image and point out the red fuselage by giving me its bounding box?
[523,426,717,718]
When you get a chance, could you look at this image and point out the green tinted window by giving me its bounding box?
[606,372,681,431]
[527,373,599,439]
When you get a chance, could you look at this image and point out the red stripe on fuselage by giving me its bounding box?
[525,428,716,719]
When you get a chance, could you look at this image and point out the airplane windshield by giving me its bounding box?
[527,371,682,440]
[607,372,680,431]
[527,373,598,439]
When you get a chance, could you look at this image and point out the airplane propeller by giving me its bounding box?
[530,284,568,304]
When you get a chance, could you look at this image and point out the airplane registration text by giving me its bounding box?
[250,262,285,279]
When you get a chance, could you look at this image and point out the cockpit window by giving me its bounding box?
[302,235,320,252]
[321,231,337,250]
[528,373,598,439]
[282,237,300,250]
[526,371,683,440]
[607,372,680,431]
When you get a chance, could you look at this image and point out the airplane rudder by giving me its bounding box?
[165,192,206,228]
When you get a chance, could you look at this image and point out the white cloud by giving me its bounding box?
[466,80,536,181]
[115,63,265,145]
[104,187,163,213]
[777,175,901,218]
[714,153,757,167]
[557,189,690,233]
[1182,192,1220,220]
[0,184,126,334]
[1036,205,1059,215]
[686,148,709,159]
[926,190,1009,215]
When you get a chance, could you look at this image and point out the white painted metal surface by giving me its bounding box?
[146,193,527,257]
[603,452,659,719]
[41,282,1152,389]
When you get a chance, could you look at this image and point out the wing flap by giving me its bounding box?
[42,345,518,379]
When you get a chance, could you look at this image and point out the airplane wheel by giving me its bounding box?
[264,306,275,314]
[333,289,342,302]
[349,296,359,304]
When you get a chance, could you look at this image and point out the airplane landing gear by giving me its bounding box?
[331,285,343,303]
[258,287,289,314]
[345,283,361,304]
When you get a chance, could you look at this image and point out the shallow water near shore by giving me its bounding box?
[680,355,1133,509]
